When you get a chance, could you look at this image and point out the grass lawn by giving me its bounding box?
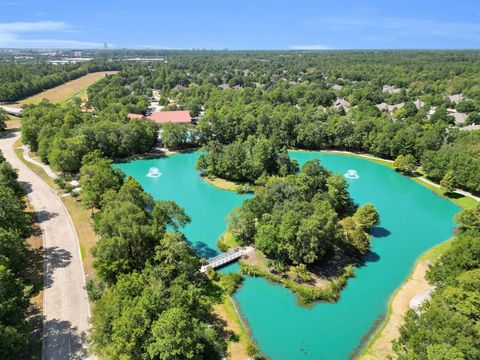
[6,115,21,129]
[203,176,239,191]
[214,296,255,360]
[324,150,395,169]
[412,177,477,210]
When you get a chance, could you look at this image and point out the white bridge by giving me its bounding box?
[200,246,254,273]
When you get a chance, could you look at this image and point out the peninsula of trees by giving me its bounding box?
[225,159,379,302]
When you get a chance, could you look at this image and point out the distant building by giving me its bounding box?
[124,57,166,63]
[128,110,192,125]
[333,98,350,112]
[173,84,188,92]
[414,99,425,109]
[73,50,83,57]
[382,85,401,94]
[46,58,93,65]
[376,102,404,114]
[218,83,230,90]
[450,111,468,125]
[460,123,480,131]
[448,94,464,104]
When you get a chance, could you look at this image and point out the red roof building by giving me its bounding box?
[127,110,192,124]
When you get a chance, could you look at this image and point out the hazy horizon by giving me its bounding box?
[0,0,479,50]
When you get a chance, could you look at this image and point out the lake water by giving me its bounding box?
[114,151,459,360]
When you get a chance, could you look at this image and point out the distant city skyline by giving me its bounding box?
[0,0,479,49]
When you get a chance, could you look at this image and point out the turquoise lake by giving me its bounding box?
[114,151,459,360]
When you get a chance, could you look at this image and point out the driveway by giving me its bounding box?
[0,131,95,360]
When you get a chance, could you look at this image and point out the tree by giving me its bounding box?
[0,229,27,274]
[0,265,30,359]
[440,170,456,194]
[0,185,28,237]
[454,204,480,236]
[393,154,417,174]
[354,204,380,231]
[0,108,7,131]
[161,123,192,150]
[148,307,215,360]
[92,178,190,284]
[0,162,23,197]
[326,174,351,214]
[79,152,124,210]
[48,135,88,173]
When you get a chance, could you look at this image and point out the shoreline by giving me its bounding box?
[202,176,239,191]
[287,149,476,358]
[359,239,453,359]
[290,148,478,209]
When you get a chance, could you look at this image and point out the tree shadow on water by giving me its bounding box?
[44,246,72,289]
[43,319,90,360]
[371,226,391,238]
[191,241,218,259]
[357,250,381,268]
[364,251,380,263]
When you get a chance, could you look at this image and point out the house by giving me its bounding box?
[330,84,343,91]
[218,83,230,90]
[414,99,425,109]
[376,102,404,114]
[448,94,464,104]
[460,123,480,131]
[450,111,468,125]
[173,84,188,92]
[333,98,350,112]
[382,85,401,94]
[128,110,192,125]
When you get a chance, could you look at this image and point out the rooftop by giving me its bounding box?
[128,110,192,124]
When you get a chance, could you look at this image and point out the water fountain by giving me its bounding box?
[344,169,359,179]
[146,167,162,178]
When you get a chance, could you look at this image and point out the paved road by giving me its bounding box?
[0,132,95,360]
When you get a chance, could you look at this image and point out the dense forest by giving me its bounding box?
[0,61,120,102]
[393,203,480,359]
[3,51,480,358]
[21,101,157,173]
[0,151,35,359]
[40,50,479,193]
[77,154,230,359]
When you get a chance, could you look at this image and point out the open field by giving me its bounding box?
[9,71,117,107]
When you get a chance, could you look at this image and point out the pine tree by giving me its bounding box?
[440,170,456,194]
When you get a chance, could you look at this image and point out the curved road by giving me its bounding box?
[0,132,94,360]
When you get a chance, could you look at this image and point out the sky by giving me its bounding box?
[0,0,479,49]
